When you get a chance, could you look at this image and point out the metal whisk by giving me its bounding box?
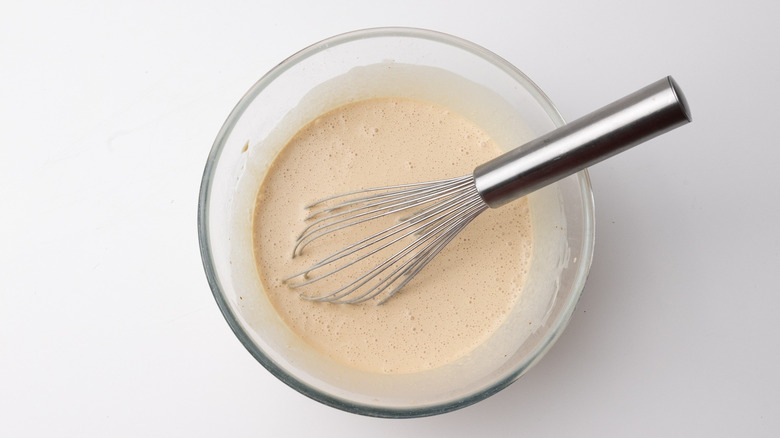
[284,76,692,304]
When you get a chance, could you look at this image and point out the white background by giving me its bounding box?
[2,0,778,436]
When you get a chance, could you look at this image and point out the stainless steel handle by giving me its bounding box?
[473,76,692,208]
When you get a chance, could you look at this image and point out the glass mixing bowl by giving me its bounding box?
[198,27,594,418]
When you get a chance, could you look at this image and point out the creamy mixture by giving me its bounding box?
[253,97,533,374]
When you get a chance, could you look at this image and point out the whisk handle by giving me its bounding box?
[473,76,692,208]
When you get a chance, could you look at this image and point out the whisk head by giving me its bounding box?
[283,174,489,304]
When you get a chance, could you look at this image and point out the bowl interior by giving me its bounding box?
[198,28,594,418]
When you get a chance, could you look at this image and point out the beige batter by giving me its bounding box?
[253,97,533,374]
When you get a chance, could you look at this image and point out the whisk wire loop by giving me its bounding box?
[283,175,487,303]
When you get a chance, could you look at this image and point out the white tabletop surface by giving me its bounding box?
[3,0,779,436]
